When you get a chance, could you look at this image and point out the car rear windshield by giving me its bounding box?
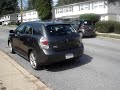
[45,24,76,36]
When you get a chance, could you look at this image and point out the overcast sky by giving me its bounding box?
[19,0,58,7]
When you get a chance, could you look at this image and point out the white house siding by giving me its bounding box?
[2,15,11,25]
[0,14,18,25]
[18,10,39,22]
[108,3,120,22]
[54,0,108,20]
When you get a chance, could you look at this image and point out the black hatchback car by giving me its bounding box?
[71,20,96,37]
[8,21,84,70]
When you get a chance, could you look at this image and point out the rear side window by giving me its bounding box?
[46,24,76,36]
[32,23,43,35]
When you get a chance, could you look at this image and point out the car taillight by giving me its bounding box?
[40,37,49,49]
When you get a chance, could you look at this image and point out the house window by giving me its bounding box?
[99,2,104,8]
[28,12,31,15]
[69,6,73,12]
[59,8,63,13]
[84,4,90,10]
[93,2,99,9]
[79,5,84,11]
[56,9,57,14]
[33,12,35,15]
[57,9,60,14]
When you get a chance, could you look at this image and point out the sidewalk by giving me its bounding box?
[0,50,51,90]
[0,25,16,30]
[97,32,120,39]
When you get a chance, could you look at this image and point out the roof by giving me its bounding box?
[54,0,105,8]
[24,21,69,26]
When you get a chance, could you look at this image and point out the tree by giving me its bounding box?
[107,0,120,4]
[56,0,120,6]
[0,0,19,16]
[56,0,87,6]
[27,0,36,10]
[35,0,52,20]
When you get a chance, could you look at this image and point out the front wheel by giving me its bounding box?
[8,41,15,54]
[29,51,39,70]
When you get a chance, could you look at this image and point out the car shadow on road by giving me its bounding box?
[46,54,93,72]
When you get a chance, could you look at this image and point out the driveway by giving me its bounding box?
[0,26,120,90]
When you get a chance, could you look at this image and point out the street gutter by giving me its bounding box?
[96,32,120,39]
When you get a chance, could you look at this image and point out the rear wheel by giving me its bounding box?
[29,51,39,70]
[8,41,15,54]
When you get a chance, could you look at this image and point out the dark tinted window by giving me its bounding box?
[25,25,33,34]
[32,23,43,35]
[46,24,76,36]
[71,21,79,30]
[15,24,25,34]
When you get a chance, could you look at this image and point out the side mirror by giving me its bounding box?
[9,30,14,33]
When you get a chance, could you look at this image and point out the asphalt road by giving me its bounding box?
[0,26,120,90]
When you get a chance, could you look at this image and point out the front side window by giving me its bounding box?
[25,25,33,34]
[15,24,25,34]
[46,24,76,36]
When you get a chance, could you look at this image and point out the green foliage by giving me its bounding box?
[8,22,21,26]
[35,0,52,20]
[27,0,36,10]
[0,0,19,17]
[95,21,116,33]
[57,0,87,6]
[114,22,120,34]
[79,14,100,23]
[56,0,120,6]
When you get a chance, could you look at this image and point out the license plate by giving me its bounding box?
[65,53,74,59]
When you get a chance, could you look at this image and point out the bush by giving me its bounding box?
[8,22,16,25]
[114,22,120,34]
[95,21,116,33]
[79,14,100,23]
[16,22,21,26]
[8,22,21,26]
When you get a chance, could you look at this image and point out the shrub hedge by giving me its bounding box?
[8,22,21,26]
[95,21,120,34]
[114,22,120,34]
[95,21,115,33]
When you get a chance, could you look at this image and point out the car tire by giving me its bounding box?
[29,51,40,70]
[8,41,15,54]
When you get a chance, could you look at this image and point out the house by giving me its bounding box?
[18,10,39,22]
[53,0,120,22]
[0,13,18,25]
[0,10,40,25]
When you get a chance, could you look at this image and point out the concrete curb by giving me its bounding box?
[0,50,51,90]
[97,32,120,39]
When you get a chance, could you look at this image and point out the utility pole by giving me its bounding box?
[20,0,23,23]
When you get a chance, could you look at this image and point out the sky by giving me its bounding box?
[19,0,58,7]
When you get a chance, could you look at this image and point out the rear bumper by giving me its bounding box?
[37,44,84,65]
[84,30,96,36]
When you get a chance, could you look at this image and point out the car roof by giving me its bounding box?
[24,21,69,26]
